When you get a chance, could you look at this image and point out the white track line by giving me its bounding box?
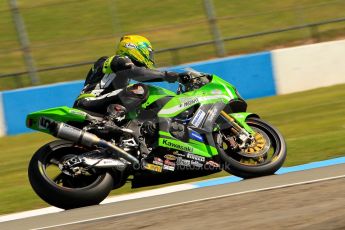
[0,207,62,223]
[32,174,345,230]
[101,184,196,204]
[0,184,196,223]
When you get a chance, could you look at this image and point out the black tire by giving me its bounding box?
[217,117,287,178]
[28,140,114,210]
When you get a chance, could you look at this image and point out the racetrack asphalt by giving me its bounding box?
[1,163,345,230]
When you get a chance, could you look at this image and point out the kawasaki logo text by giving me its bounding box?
[162,139,193,152]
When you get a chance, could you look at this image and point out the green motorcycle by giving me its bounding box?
[26,70,287,209]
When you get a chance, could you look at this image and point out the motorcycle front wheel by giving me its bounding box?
[28,140,114,210]
[216,117,287,179]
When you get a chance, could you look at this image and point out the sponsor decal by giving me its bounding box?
[163,165,175,171]
[186,153,205,162]
[183,98,199,107]
[144,163,162,172]
[102,160,114,164]
[153,157,163,166]
[179,98,199,108]
[159,95,232,116]
[190,110,206,127]
[172,151,185,157]
[162,139,193,152]
[38,117,54,130]
[154,157,163,163]
[124,43,137,49]
[189,131,204,142]
[164,154,177,161]
[98,159,125,169]
[191,160,203,168]
[176,157,191,167]
[164,159,176,167]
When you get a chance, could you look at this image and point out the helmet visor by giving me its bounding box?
[148,48,155,63]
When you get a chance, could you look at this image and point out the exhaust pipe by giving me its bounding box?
[51,122,139,166]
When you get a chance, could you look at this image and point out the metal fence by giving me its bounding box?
[1,0,345,89]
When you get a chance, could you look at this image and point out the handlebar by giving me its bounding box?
[177,72,211,94]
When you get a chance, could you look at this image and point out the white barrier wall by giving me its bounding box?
[272,39,345,94]
[0,93,5,136]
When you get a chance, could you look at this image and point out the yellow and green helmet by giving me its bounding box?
[116,35,155,69]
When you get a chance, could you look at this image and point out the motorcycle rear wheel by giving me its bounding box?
[28,140,114,210]
[217,117,287,178]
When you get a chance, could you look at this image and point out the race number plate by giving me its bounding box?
[38,117,54,130]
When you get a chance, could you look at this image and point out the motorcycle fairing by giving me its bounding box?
[26,106,87,134]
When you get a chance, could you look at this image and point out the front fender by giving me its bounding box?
[229,112,260,134]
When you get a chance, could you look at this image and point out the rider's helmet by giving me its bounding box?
[116,35,155,69]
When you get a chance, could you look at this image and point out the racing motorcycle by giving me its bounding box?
[26,70,287,210]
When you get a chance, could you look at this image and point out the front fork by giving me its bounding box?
[220,111,256,149]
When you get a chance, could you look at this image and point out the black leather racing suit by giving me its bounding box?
[73,55,178,114]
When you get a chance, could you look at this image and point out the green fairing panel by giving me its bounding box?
[158,75,239,118]
[141,85,176,108]
[159,131,218,158]
[26,106,87,134]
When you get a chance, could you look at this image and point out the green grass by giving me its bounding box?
[0,0,345,90]
[0,83,344,215]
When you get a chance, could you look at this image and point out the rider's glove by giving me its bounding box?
[164,71,192,84]
[178,72,192,84]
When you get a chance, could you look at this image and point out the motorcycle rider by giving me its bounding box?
[74,35,186,118]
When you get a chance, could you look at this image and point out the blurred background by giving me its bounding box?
[1,0,345,90]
